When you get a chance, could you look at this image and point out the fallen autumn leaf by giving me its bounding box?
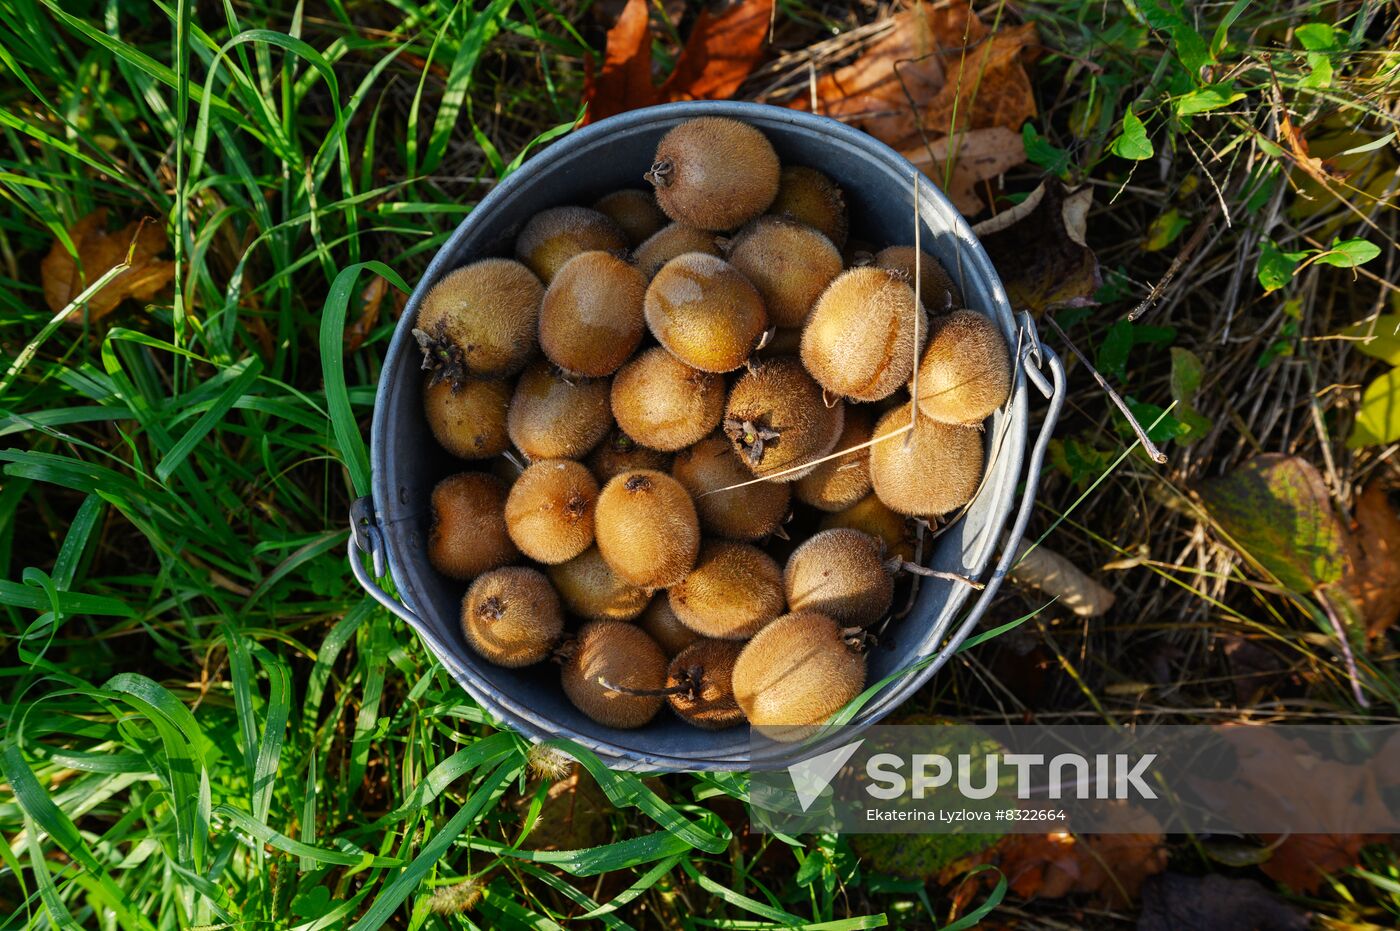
[40,209,176,323]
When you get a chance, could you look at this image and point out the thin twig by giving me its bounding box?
[1044,314,1169,464]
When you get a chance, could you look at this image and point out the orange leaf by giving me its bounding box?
[584,0,657,124]
[584,0,774,124]
[1259,833,1385,894]
[660,0,774,101]
[40,209,176,324]
[1345,475,1400,638]
[344,275,388,354]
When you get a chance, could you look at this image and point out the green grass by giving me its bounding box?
[1,0,1397,928]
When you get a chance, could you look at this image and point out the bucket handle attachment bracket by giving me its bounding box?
[349,495,423,627]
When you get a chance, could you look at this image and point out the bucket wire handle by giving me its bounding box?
[922,310,1067,666]
[349,496,423,627]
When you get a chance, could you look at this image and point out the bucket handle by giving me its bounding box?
[348,495,424,627]
[922,310,1067,667]
[348,310,1067,637]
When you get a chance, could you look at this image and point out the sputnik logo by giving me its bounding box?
[787,739,865,812]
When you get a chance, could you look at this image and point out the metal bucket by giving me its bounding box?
[349,100,1065,772]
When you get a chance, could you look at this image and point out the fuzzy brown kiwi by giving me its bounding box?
[645,117,780,231]
[820,494,918,563]
[507,360,613,460]
[731,611,866,735]
[587,429,672,483]
[427,473,520,580]
[539,251,646,377]
[514,206,627,284]
[461,567,563,667]
[725,216,842,329]
[644,253,768,373]
[668,541,785,640]
[504,459,598,564]
[594,469,700,588]
[560,621,668,729]
[666,639,745,730]
[723,357,845,481]
[547,546,649,622]
[422,376,511,460]
[873,245,963,312]
[869,402,984,517]
[801,266,928,402]
[610,347,725,452]
[783,528,893,628]
[671,435,791,541]
[632,223,721,279]
[638,596,700,658]
[414,259,542,386]
[593,189,666,247]
[794,406,872,512]
[767,165,848,248]
[914,309,1012,425]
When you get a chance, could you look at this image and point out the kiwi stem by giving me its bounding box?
[413,324,470,389]
[841,627,875,653]
[886,557,985,590]
[644,159,674,189]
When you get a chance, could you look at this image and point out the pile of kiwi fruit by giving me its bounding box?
[416,117,1011,741]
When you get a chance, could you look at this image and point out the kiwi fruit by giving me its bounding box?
[731,611,866,734]
[671,435,792,541]
[915,309,1012,425]
[461,567,563,667]
[767,166,848,249]
[794,406,872,512]
[873,245,963,312]
[633,223,721,279]
[723,357,845,481]
[610,347,725,452]
[507,360,613,460]
[423,377,511,460]
[539,251,647,377]
[547,546,649,622]
[515,206,627,284]
[820,493,918,563]
[645,117,780,231]
[666,639,745,730]
[504,459,598,564]
[725,216,843,329]
[639,596,701,658]
[414,259,542,386]
[645,253,768,373]
[784,528,894,628]
[427,473,520,580]
[560,621,668,729]
[593,189,666,247]
[668,541,785,640]
[594,470,700,588]
[801,267,928,402]
[869,402,984,517]
[588,429,672,483]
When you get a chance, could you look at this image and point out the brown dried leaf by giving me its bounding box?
[41,209,176,323]
[1344,475,1400,639]
[901,126,1026,216]
[583,0,657,124]
[795,2,1037,213]
[584,0,774,124]
[661,0,774,101]
[973,181,1100,312]
[344,275,388,354]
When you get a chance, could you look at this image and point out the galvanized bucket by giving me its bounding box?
[349,100,1065,772]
